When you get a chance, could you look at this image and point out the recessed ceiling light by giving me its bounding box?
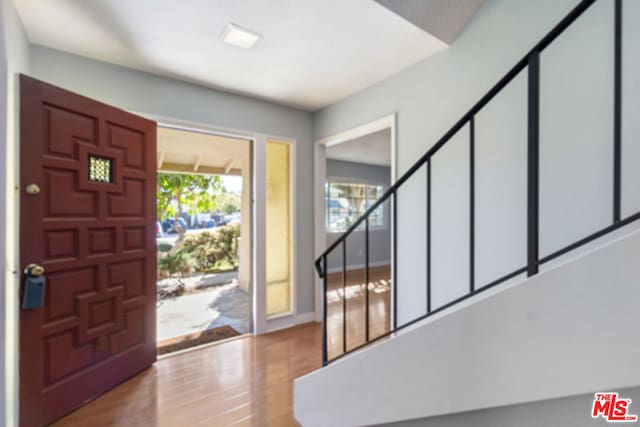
[221,23,261,49]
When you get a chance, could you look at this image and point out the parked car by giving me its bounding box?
[225,213,241,225]
[156,221,164,237]
[211,214,229,227]
[161,217,188,234]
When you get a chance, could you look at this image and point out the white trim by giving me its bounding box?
[147,116,263,335]
[266,312,317,334]
[266,313,296,333]
[317,114,396,152]
[314,144,327,322]
[313,113,397,324]
[295,312,316,325]
[253,134,267,334]
[132,112,258,141]
[325,261,391,275]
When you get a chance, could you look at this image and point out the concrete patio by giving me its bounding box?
[156,273,251,343]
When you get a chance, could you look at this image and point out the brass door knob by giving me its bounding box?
[24,264,45,276]
[25,184,40,195]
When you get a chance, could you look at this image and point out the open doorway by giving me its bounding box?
[314,115,395,355]
[155,126,252,354]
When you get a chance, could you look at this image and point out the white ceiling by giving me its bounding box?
[327,128,391,167]
[14,0,450,111]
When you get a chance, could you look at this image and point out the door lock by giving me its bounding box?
[22,264,46,309]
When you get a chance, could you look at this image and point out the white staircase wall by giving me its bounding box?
[294,228,640,426]
[383,385,640,427]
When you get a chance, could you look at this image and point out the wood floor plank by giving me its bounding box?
[53,267,390,426]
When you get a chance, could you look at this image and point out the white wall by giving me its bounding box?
[294,226,640,426]
[474,71,527,286]
[430,124,470,309]
[0,0,30,424]
[0,11,7,426]
[539,0,613,257]
[395,165,427,324]
[27,45,316,319]
[313,0,640,329]
[621,0,640,218]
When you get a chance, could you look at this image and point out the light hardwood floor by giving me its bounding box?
[326,265,392,360]
[53,266,391,426]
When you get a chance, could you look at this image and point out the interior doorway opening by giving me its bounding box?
[314,114,396,356]
[155,126,253,354]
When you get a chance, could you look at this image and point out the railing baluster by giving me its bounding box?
[426,161,431,314]
[322,255,328,366]
[469,117,476,292]
[342,240,347,354]
[393,191,398,330]
[614,0,622,223]
[365,217,370,343]
[527,50,540,277]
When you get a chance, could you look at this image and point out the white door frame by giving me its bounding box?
[313,113,397,322]
[137,113,297,335]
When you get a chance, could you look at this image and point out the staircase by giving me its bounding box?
[299,0,639,424]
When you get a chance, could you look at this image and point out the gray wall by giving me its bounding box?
[28,45,316,315]
[384,386,640,427]
[325,159,391,271]
[327,159,390,185]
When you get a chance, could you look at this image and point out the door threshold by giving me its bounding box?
[157,332,253,360]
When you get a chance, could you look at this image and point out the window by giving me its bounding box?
[325,181,385,233]
[266,140,292,317]
[88,155,113,183]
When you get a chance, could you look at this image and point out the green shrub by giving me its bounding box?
[157,250,192,278]
[181,224,240,272]
[157,242,173,253]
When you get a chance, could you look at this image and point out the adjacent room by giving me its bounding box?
[319,125,393,358]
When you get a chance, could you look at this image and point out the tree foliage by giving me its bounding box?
[217,192,242,214]
[157,172,226,222]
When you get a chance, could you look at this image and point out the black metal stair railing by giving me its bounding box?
[315,0,634,366]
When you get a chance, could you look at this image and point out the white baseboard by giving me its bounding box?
[265,311,318,334]
[325,261,390,275]
[295,311,316,325]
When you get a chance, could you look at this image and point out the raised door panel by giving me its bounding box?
[19,75,157,427]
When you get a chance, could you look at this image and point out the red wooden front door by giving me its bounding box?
[19,75,157,427]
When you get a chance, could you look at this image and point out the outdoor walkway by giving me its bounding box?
[157,275,251,342]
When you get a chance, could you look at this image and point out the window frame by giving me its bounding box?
[324,177,388,234]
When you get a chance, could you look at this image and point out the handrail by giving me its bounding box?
[315,0,598,276]
[315,0,628,366]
